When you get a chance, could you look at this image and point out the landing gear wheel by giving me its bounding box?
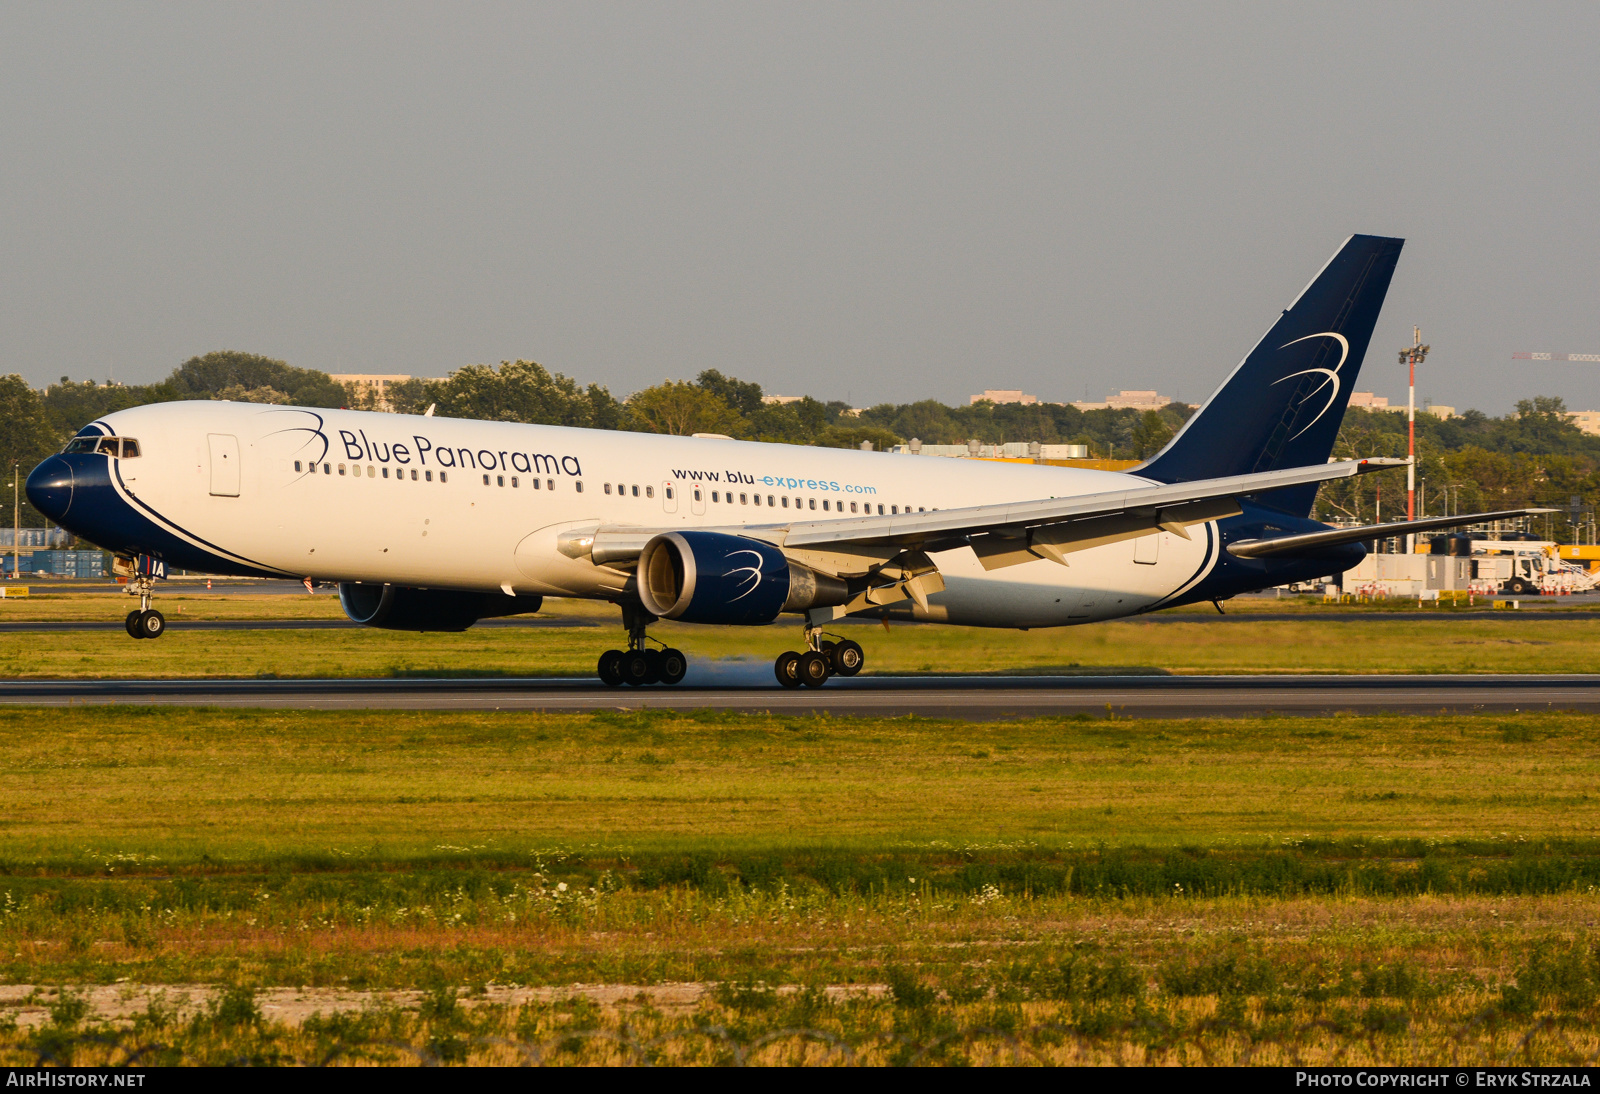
[622,650,653,686]
[643,648,663,684]
[598,649,625,687]
[136,609,166,639]
[832,639,864,677]
[659,648,688,686]
[126,611,143,639]
[798,650,831,688]
[775,651,802,689]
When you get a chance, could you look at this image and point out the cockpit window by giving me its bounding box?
[63,436,139,458]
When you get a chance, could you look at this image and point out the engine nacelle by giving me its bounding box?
[338,583,544,632]
[637,531,848,625]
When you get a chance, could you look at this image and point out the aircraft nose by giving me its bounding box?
[26,457,73,522]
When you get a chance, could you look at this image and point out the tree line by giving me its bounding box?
[3,349,1597,540]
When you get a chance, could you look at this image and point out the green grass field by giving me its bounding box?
[3,706,1600,1064]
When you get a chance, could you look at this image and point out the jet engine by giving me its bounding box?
[338,583,544,632]
[637,531,848,625]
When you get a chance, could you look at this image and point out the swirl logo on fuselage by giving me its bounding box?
[261,409,331,476]
[725,549,767,601]
[1271,332,1350,440]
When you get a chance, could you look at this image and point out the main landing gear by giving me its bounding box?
[598,603,687,687]
[123,575,165,639]
[774,622,863,689]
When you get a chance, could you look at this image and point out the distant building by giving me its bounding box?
[331,373,415,412]
[1347,391,1391,409]
[970,389,1040,406]
[1071,390,1172,412]
[761,395,805,405]
[1424,404,1456,419]
[1569,411,1600,436]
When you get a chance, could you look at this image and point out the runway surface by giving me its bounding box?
[2,610,1596,632]
[6,672,1598,718]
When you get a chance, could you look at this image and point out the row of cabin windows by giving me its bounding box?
[295,461,449,483]
[707,490,925,515]
[291,463,925,516]
[482,473,559,490]
[64,436,140,458]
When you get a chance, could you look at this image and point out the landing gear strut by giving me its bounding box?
[123,575,165,639]
[598,602,687,687]
[774,620,864,689]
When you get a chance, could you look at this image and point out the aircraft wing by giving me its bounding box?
[1225,508,1557,558]
[578,458,1404,577]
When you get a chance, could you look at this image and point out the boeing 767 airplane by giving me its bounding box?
[26,234,1538,687]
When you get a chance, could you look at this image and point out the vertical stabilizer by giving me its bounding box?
[1137,234,1404,516]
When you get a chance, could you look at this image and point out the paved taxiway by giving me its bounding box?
[5,673,1596,719]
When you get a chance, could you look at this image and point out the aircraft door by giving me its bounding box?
[662,481,679,514]
[207,434,241,497]
[690,484,706,515]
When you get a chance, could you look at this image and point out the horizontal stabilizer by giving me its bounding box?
[1225,509,1557,559]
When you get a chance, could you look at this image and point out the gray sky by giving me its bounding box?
[3,2,1598,414]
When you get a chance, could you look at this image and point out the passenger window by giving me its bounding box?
[410,469,418,481]
[294,461,302,473]
[511,476,519,488]
[663,485,672,499]
[381,467,388,478]
[440,472,448,483]
[891,505,897,514]
[781,496,789,508]
[850,502,857,513]
[121,439,140,458]
[647,486,655,498]
[425,470,433,482]
[533,477,541,489]
[740,493,747,504]
[604,483,612,495]
[712,491,720,503]
[808,498,816,510]
[497,475,505,487]
[339,464,347,476]
[368,466,375,477]
[547,479,554,490]
[822,499,829,511]
[324,464,332,475]
[575,481,583,493]
[918,507,925,512]
[632,485,639,497]
[767,495,774,506]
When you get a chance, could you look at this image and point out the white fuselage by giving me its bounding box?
[93,401,1221,627]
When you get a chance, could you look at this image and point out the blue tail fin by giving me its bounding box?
[1137,234,1404,516]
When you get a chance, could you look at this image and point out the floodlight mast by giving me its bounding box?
[1398,328,1431,553]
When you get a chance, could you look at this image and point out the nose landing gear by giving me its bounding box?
[598,603,687,687]
[123,574,165,639]
[774,622,864,688]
